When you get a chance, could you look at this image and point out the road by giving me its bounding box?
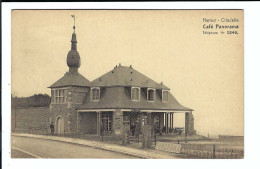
[11,136,139,158]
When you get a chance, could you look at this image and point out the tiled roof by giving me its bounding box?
[49,71,91,88]
[79,86,192,111]
[91,65,170,90]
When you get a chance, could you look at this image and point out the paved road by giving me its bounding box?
[11,136,139,158]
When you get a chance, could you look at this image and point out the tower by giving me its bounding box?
[48,15,91,135]
[67,17,81,73]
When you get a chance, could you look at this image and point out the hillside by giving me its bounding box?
[11,94,51,108]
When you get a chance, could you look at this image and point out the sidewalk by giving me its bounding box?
[12,133,180,159]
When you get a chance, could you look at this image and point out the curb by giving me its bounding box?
[12,133,174,159]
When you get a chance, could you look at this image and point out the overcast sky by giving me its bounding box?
[11,10,243,136]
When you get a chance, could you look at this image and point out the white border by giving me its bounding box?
[2,2,260,169]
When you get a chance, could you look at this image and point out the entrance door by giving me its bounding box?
[56,117,64,135]
[101,114,112,133]
[154,116,160,128]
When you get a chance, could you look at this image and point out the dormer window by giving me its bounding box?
[162,90,169,102]
[91,87,100,101]
[131,87,140,101]
[147,88,156,101]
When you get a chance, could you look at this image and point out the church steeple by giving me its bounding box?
[67,15,80,73]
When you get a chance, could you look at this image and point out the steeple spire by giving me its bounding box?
[67,15,81,73]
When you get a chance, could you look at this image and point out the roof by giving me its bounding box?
[49,71,91,88]
[79,86,192,111]
[91,65,170,90]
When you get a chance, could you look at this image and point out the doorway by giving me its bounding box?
[101,114,112,134]
[154,115,160,128]
[56,116,64,135]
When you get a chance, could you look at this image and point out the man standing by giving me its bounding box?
[50,122,54,135]
[130,123,136,136]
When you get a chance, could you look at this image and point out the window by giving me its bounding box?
[131,87,140,101]
[61,89,64,103]
[142,115,148,126]
[101,114,112,132]
[147,88,155,101]
[91,88,100,101]
[58,89,61,103]
[51,90,54,103]
[52,89,66,103]
[162,90,169,102]
[123,114,130,125]
[55,90,58,103]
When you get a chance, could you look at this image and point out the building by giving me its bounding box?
[49,24,195,137]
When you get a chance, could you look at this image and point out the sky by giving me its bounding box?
[11,10,244,136]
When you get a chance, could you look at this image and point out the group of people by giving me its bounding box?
[130,123,163,136]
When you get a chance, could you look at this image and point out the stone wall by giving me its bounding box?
[50,86,89,135]
[113,109,124,135]
[185,112,195,135]
[12,107,51,133]
[50,103,70,134]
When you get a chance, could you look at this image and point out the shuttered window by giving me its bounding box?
[162,90,169,102]
[147,88,155,101]
[131,87,140,101]
[92,88,100,101]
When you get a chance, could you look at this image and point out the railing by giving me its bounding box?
[180,144,243,159]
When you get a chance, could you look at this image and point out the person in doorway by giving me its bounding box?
[50,122,54,135]
[155,126,160,134]
[101,123,105,136]
[130,123,136,136]
[185,131,188,143]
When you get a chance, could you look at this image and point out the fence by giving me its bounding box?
[180,144,243,159]
[156,142,181,153]
[155,142,243,159]
[196,131,220,139]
